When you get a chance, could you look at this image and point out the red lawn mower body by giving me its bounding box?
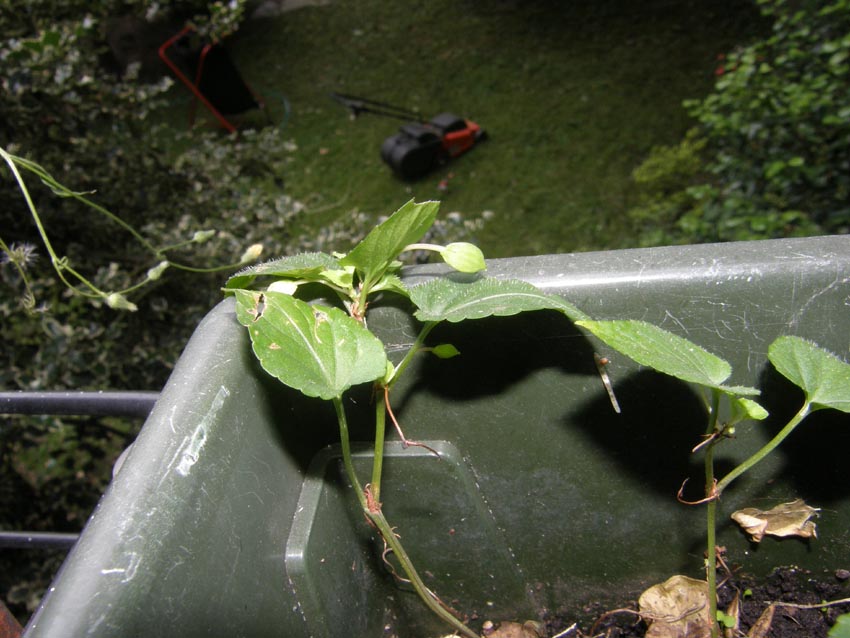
[380,113,485,180]
[331,93,486,180]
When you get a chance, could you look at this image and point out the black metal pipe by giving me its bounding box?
[0,391,159,418]
[330,91,425,123]
[0,531,79,550]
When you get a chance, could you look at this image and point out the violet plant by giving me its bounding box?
[578,322,850,637]
[226,199,850,637]
[225,200,585,637]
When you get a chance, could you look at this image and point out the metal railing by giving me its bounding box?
[0,391,158,418]
[0,391,158,550]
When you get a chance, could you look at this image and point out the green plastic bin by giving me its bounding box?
[24,236,850,637]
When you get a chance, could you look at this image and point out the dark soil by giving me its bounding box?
[545,567,850,638]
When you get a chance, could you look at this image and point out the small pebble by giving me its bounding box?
[836,569,850,581]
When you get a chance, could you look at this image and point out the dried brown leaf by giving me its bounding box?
[482,620,544,638]
[723,592,740,638]
[638,575,712,638]
[731,499,819,543]
[747,603,775,638]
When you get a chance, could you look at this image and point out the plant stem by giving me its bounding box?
[376,320,438,499]
[9,150,159,255]
[333,396,366,504]
[706,497,718,638]
[387,322,438,387]
[402,242,444,253]
[1,149,101,297]
[371,391,387,502]
[704,389,721,638]
[168,259,253,273]
[715,401,812,496]
[367,507,479,638]
[332,396,478,638]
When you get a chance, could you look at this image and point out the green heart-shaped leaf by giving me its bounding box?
[369,273,410,298]
[410,278,589,323]
[576,319,732,388]
[730,396,768,423]
[234,290,387,400]
[829,613,850,638]
[768,336,850,413]
[225,252,341,290]
[341,200,439,285]
[717,384,761,398]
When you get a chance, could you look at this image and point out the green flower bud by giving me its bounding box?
[192,230,216,243]
[105,293,138,311]
[431,343,461,359]
[146,260,170,281]
[240,243,263,262]
[440,242,486,273]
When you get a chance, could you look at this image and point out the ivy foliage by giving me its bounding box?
[0,0,291,619]
[629,0,850,245]
[0,3,498,621]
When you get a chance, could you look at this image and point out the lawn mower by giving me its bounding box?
[330,92,487,180]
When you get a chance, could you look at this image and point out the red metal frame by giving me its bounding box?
[0,599,22,638]
[188,41,216,129]
[158,25,240,133]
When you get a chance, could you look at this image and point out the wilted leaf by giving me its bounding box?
[411,277,588,323]
[482,620,544,638]
[747,604,775,638]
[768,336,850,413]
[731,499,819,543]
[639,575,712,638]
[722,593,740,637]
[233,290,387,400]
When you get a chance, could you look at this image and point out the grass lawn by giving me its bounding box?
[202,0,766,257]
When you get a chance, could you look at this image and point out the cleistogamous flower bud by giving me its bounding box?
[440,242,485,273]
[105,292,138,311]
[240,243,263,262]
